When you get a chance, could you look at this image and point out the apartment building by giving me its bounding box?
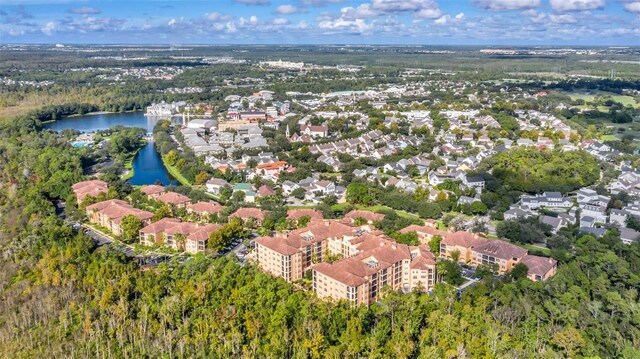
[72,180,109,203]
[86,199,153,236]
[313,239,438,306]
[254,221,355,281]
[139,218,219,254]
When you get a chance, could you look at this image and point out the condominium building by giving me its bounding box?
[85,199,153,236]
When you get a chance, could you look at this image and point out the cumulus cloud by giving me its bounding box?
[340,4,378,19]
[41,21,57,35]
[167,18,177,26]
[623,1,640,13]
[549,0,605,12]
[68,6,101,15]
[271,17,290,25]
[473,0,540,11]
[434,12,465,25]
[338,0,442,19]
[206,12,232,22]
[276,5,304,14]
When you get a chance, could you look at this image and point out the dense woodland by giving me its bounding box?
[0,102,639,358]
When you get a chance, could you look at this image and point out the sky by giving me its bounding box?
[1,0,639,45]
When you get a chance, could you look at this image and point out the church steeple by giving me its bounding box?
[286,124,290,138]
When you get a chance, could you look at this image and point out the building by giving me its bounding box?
[471,240,528,273]
[140,184,166,198]
[520,255,558,281]
[139,218,219,253]
[343,210,385,225]
[230,208,268,225]
[440,231,486,263]
[86,199,153,236]
[186,201,225,218]
[206,178,230,195]
[313,241,438,306]
[72,180,109,203]
[399,224,447,244]
[156,192,191,208]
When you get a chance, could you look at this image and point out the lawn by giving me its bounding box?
[330,203,421,220]
[163,161,192,186]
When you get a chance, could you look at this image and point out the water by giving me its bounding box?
[129,143,177,186]
[43,111,160,132]
[43,112,177,185]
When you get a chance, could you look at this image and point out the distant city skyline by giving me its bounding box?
[1,0,639,45]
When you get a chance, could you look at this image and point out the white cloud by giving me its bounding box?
[455,12,465,20]
[41,21,57,35]
[167,18,176,26]
[549,0,605,12]
[206,12,232,22]
[624,1,640,13]
[271,17,289,25]
[340,4,378,19]
[434,12,464,25]
[302,0,347,6]
[68,6,101,15]
[276,5,302,14]
[474,0,540,11]
[371,0,437,12]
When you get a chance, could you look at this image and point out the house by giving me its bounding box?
[540,215,567,233]
[257,185,277,197]
[185,224,221,254]
[619,228,640,245]
[72,180,109,203]
[520,192,573,210]
[520,255,557,281]
[206,178,230,195]
[86,199,153,237]
[609,209,629,227]
[440,231,486,263]
[230,208,268,225]
[463,176,485,190]
[300,124,329,138]
[156,192,191,208]
[256,161,291,178]
[281,180,300,196]
[504,208,531,220]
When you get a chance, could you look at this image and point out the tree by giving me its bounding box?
[470,201,488,215]
[354,217,368,226]
[194,171,211,185]
[346,183,374,205]
[120,215,143,243]
[507,263,529,282]
[152,205,172,221]
[418,203,441,219]
[436,260,464,286]
[164,150,178,166]
[429,235,443,255]
[292,187,306,200]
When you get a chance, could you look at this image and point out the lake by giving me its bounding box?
[43,111,159,132]
[44,112,177,186]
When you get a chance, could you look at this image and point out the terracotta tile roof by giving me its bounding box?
[140,218,181,234]
[257,185,277,197]
[164,222,200,236]
[187,224,221,241]
[156,192,191,205]
[72,180,109,202]
[472,240,527,260]
[141,184,166,196]
[400,224,447,237]
[313,261,368,287]
[230,207,268,221]
[520,254,557,277]
[187,201,224,215]
[287,209,324,220]
[87,199,153,223]
[344,210,385,223]
[442,231,485,248]
[255,235,300,256]
[256,161,289,170]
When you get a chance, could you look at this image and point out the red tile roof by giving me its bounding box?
[441,231,485,248]
[187,201,224,215]
[141,184,166,196]
[140,218,182,234]
[87,199,153,223]
[400,224,447,237]
[72,180,109,202]
[344,210,385,223]
[156,192,191,205]
[472,240,527,260]
[230,207,268,221]
[520,254,557,277]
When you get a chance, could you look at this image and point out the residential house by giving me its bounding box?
[72,180,109,203]
[86,199,153,236]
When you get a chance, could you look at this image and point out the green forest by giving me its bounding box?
[0,109,639,358]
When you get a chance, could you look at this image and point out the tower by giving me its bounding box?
[286,124,290,138]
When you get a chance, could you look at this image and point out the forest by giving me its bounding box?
[0,113,639,358]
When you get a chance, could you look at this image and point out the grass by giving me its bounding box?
[567,91,640,108]
[599,134,620,142]
[330,203,421,220]
[120,145,143,181]
[520,243,552,257]
[162,159,192,186]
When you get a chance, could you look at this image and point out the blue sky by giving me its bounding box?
[1,0,639,45]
